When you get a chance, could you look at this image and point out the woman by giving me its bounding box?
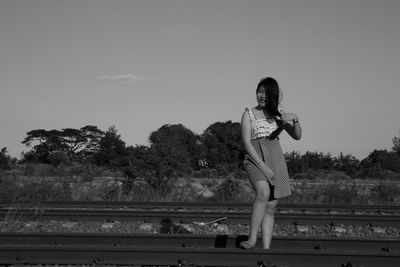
[240,77,302,249]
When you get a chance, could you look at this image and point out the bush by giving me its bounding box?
[291,170,322,180]
[96,181,122,201]
[48,151,69,166]
[172,179,209,202]
[231,168,248,179]
[0,172,19,201]
[325,171,352,181]
[144,175,175,199]
[369,183,400,204]
[281,181,370,205]
[69,163,104,182]
[100,168,124,178]
[282,181,323,204]
[291,170,351,181]
[191,168,219,179]
[215,165,229,176]
[23,163,37,176]
[209,178,251,202]
[372,170,400,180]
[122,181,174,202]
[320,183,360,204]
[0,147,11,170]
[22,163,66,177]
[16,178,72,201]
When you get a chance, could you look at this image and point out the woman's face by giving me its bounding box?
[256,86,266,108]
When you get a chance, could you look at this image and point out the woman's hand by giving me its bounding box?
[281,112,298,124]
[259,162,275,181]
[281,112,302,140]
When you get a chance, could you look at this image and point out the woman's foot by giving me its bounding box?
[240,240,256,249]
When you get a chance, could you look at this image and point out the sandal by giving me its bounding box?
[240,240,256,249]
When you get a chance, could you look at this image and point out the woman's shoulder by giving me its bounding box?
[244,106,258,112]
[242,106,257,121]
[242,106,255,116]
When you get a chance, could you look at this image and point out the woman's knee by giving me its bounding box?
[265,200,278,214]
[254,182,271,203]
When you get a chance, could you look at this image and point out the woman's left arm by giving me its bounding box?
[281,113,302,140]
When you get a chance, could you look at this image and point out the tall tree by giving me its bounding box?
[201,121,244,170]
[148,124,202,173]
[21,126,105,163]
[333,153,360,176]
[301,151,334,171]
[392,132,400,154]
[93,126,129,167]
[81,126,105,150]
[0,147,11,170]
[21,129,64,163]
[59,128,86,159]
[284,151,304,175]
[359,149,400,177]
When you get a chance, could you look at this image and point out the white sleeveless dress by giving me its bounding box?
[243,107,291,199]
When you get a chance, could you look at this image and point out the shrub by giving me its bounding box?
[215,165,229,177]
[281,181,323,204]
[191,168,218,178]
[281,181,370,205]
[16,178,72,201]
[291,171,320,180]
[325,171,352,181]
[369,183,400,204]
[23,163,37,176]
[96,181,122,201]
[209,178,251,202]
[48,151,69,166]
[172,179,209,202]
[0,172,19,201]
[0,147,11,170]
[320,182,360,204]
[124,182,171,202]
[22,163,66,177]
[73,163,104,182]
[231,168,248,179]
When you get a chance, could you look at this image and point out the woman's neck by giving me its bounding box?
[255,106,273,119]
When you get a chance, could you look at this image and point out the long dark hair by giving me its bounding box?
[257,77,282,118]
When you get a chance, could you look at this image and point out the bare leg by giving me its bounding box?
[261,199,278,249]
[243,180,270,247]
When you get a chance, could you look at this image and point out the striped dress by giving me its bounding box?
[243,107,291,199]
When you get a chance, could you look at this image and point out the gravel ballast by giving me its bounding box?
[1,219,399,239]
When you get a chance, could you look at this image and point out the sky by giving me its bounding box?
[1,0,399,160]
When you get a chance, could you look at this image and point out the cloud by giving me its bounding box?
[98,74,160,83]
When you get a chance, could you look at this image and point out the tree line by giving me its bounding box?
[1,123,400,182]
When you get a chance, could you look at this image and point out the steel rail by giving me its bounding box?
[1,232,399,252]
[0,245,399,266]
[1,208,399,226]
[1,201,399,214]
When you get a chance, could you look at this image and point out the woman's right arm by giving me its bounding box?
[241,110,275,180]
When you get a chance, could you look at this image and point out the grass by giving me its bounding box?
[280,181,370,205]
[1,168,400,204]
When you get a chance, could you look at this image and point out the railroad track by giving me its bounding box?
[1,201,399,214]
[1,203,399,226]
[1,232,399,251]
[1,233,399,266]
